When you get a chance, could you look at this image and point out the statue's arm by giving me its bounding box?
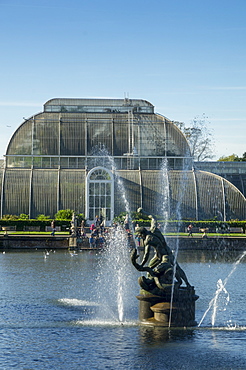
[137,208,157,233]
[131,249,155,277]
[140,244,150,266]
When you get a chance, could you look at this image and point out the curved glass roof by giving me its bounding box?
[6,99,191,159]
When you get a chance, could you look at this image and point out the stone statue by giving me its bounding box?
[132,208,191,296]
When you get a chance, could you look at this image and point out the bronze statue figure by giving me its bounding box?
[131,208,191,296]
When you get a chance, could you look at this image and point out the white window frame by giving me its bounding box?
[85,166,114,226]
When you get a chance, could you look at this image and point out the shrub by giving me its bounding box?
[55,209,74,220]
[19,213,29,220]
[36,214,51,221]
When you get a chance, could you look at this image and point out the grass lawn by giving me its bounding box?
[0,231,70,235]
[163,232,245,237]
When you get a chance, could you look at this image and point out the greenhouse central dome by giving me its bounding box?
[1,98,245,223]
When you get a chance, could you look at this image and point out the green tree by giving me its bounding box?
[218,152,246,162]
[218,153,239,161]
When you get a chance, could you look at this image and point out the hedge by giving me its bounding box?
[0,220,71,231]
[132,219,246,233]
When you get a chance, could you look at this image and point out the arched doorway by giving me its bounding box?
[86,167,114,225]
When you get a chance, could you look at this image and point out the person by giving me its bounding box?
[90,223,96,234]
[127,232,133,248]
[94,215,100,228]
[80,219,85,237]
[99,215,105,235]
[89,235,95,248]
[124,214,130,232]
[135,234,141,248]
[136,209,191,287]
[187,224,193,237]
[51,220,56,236]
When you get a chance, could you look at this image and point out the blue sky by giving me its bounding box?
[0,0,246,160]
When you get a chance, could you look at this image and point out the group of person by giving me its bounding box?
[89,215,107,248]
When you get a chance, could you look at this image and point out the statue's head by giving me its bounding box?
[135,226,148,237]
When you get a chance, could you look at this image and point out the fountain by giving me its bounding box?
[86,149,199,327]
[85,148,244,330]
[198,250,246,327]
[131,208,199,327]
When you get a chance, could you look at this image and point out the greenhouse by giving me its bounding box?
[0,98,245,223]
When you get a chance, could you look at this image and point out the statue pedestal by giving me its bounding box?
[136,287,199,327]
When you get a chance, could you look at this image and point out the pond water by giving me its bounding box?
[0,247,246,369]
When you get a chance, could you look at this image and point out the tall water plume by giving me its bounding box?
[158,155,191,327]
[91,146,137,323]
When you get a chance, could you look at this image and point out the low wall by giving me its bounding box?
[0,236,69,249]
[165,236,246,251]
[0,235,245,250]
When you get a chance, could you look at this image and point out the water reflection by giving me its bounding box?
[138,326,196,344]
[177,249,246,263]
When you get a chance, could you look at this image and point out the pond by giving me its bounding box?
[0,247,245,369]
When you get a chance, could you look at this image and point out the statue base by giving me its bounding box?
[136,286,199,327]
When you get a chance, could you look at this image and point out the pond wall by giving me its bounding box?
[0,235,245,250]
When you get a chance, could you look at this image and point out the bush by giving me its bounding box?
[19,214,29,220]
[2,214,19,220]
[55,209,74,220]
[36,214,51,221]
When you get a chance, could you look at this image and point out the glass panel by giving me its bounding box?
[106,196,111,207]
[7,119,32,155]
[33,116,59,155]
[113,117,128,156]
[106,183,111,195]
[87,118,112,156]
[69,157,77,168]
[106,209,111,220]
[95,183,100,195]
[59,170,86,213]
[101,196,105,207]
[60,116,86,155]
[31,170,58,218]
[60,157,69,168]
[149,158,157,169]
[89,196,94,207]
[95,196,99,207]
[78,157,85,168]
[42,157,51,168]
[140,158,148,169]
[89,209,94,220]
[3,169,31,216]
[50,157,59,168]
[33,157,42,168]
[101,183,105,194]
[89,183,94,195]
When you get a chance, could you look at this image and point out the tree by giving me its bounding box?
[218,152,246,162]
[218,154,239,162]
[177,114,215,161]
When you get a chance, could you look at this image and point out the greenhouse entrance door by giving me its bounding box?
[86,167,114,226]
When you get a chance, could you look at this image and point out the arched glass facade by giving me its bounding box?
[1,98,245,222]
[86,167,114,222]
